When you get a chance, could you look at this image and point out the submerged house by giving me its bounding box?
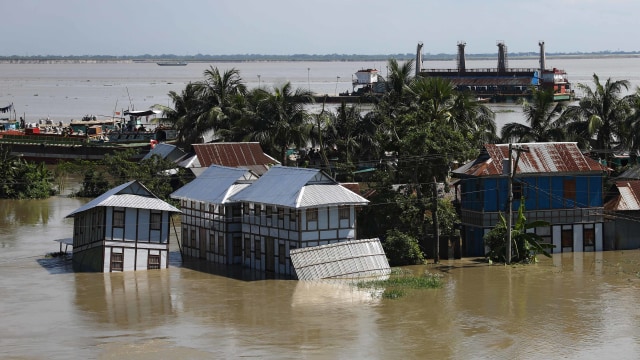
[66,181,181,272]
[169,165,258,262]
[228,166,370,276]
[170,165,369,277]
[452,142,607,257]
[604,180,640,250]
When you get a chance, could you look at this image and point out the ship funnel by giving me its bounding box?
[457,41,466,73]
[497,41,508,73]
[539,41,546,71]
[416,42,423,77]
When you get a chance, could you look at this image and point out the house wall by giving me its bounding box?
[459,173,605,257]
[467,175,603,213]
[179,199,242,264]
[73,206,170,272]
[604,212,640,250]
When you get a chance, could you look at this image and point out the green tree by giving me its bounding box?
[501,88,567,143]
[0,145,54,199]
[484,201,554,264]
[245,82,314,164]
[563,74,631,164]
[382,229,425,266]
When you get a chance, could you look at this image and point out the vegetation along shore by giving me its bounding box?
[3,55,640,267]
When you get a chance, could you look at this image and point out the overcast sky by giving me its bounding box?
[4,0,638,56]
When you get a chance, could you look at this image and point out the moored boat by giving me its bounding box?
[157,61,187,66]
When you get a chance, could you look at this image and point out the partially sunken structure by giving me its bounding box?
[66,181,181,272]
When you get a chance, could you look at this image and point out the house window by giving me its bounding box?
[233,236,242,257]
[266,205,273,217]
[278,207,284,220]
[278,244,286,265]
[243,203,250,216]
[150,212,162,230]
[584,224,595,251]
[255,204,261,217]
[217,234,224,255]
[191,229,196,248]
[209,234,215,253]
[254,239,261,260]
[564,179,576,204]
[339,206,350,220]
[306,208,318,222]
[561,226,573,251]
[148,254,161,270]
[232,205,241,221]
[290,209,297,222]
[244,237,251,259]
[512,181,523,200]
[111,252,123,272]
[113,209,125,228]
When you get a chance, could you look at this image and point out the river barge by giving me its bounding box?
[416,41,574,102]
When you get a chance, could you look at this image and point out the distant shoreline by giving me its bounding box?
[0,52,638,64]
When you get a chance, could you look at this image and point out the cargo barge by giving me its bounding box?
[416,41,574,102]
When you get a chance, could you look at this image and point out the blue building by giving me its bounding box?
[452,142,607,257]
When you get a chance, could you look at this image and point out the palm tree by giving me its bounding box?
[563,74,631,164]
[245,82,314,164]
[500,88,566,143]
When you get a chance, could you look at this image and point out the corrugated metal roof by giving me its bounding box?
[193,142,279,175]
[229,166,369,209]
[142,143,187,162]
[290,238,391,280]
[618,165,640,180]
[170,165,257,204]
[66,181,181,218]
[453,142,607,177]
[606,181,640,211]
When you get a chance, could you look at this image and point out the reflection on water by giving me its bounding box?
[1,195,640,359]
[74,270,174,327]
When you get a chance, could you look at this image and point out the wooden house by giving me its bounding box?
[169,165,258,263]
[66,181,181,272]
[228,166,369,276]
[452,142,607,257]
[604,180,640,250]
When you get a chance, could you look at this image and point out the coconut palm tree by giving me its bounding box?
[245,82,314,164]
[562,74,631,164]
[500,88,566,143]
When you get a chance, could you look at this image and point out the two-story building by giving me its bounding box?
[170,165,369,277]
[169,165,258,263]
[452,142,607,257]
[66,180,181,272]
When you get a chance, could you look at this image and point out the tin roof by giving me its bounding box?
[605,181,640,211]
[617,165,640,180]
[142,143,187,162]
[170,165,257,204]
[453,142,607,178]
[229,166,369,209]
[290,238,390,280]
[66,180,181,218]
[192,142,279,175]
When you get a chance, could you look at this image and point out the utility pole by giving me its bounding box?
[433,177,439,264]
[505,143,529,265]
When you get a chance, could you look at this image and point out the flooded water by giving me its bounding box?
[1,194,640,359]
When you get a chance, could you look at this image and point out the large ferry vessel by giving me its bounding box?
[416,41,574,102]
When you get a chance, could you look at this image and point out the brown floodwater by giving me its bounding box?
[1,195,639,359]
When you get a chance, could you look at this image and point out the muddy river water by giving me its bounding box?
[1,195,639,359]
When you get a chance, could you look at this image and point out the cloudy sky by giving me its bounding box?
[4,0,638,56]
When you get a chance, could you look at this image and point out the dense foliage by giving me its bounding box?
[484,201,554,264]
[0,145,55,199]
